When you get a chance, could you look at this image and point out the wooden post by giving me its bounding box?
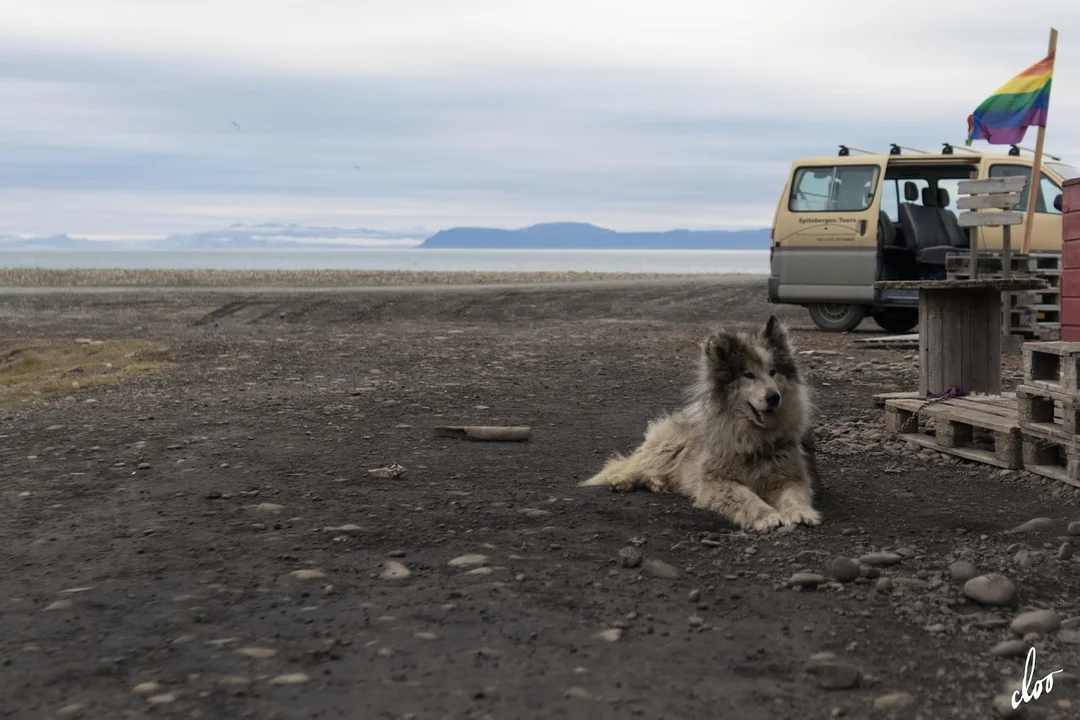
[1021,27,1059,255]
[970,170,980,278]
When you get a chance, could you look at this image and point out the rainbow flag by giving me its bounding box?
[966,53,1055,146]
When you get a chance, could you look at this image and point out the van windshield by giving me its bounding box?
[1047,162,1080,181]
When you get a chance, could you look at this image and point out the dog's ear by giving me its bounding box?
[701,331,738,383]
[762,315,790,351]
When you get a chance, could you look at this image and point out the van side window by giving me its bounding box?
[988,164,1062,214]
[880,178,929,223]
[788,165,880,212]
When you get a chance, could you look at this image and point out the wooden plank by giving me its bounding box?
[958,176,1028,195]
[959,210,1024,227]
[898,432,1017,470]
[853,333,919,348]
[873,391,921,407]
[957,192,1023,210]
[922,403,1017,433]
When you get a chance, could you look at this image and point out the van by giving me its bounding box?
[767,144,1080,333]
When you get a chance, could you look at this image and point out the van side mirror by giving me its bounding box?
[1054,194,1063,212]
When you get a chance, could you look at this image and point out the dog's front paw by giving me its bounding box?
[745,510,785,533]
[780,505,822,527]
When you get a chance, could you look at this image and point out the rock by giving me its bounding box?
[788,572,827,588]
[253,503,285,514]
[949,560,979,583]
[805,659,862,689]
[1007,518,1055,534]
[1069,520,1080,536]
[873,692,916,711]
[687,588,701,602]
[44,599,73,611]
[519,508,552,518]
[467,567,494,575]
[269,673,310,685]
[858,552,903,566]
[236,647,277,659]
[1058,543,1074,561]
[380,561,410,580]
[618,547,643,569]
[289,569,327,581]
[1014,549,1038,570]
[448,554,489,568]
[1010,609,1061,635]
[874,577,894,593]
[132,682,162,695]
[596,628,623,642]
[414,632,439,641]
[830,557,861,583]
[642,559,679,579]
[147,693,177,705]
[688,616,704,627]
[55,704,85,718]
[990,640,1029,658]
[218,676,251,687]
[565,687,594,700]
[963,574,1018,606]
[1059,629,1080,645]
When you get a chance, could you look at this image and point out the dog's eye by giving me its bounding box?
[743,372,755,380]
[769,369,776,377]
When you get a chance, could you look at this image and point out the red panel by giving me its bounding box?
[1064,239,1080,271]
[1061,324,1080,342]
[1065,211,1080,243]
[1061,297,1080,328]
[1061,270,1080,298]
[1065,178,1080,214]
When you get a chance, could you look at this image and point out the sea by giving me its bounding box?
[0,249,770,275]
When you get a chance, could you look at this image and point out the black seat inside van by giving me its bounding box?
[935,188,969,250]
[898,183,957,266]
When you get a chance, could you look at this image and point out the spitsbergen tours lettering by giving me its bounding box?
[1012,647,1063,709]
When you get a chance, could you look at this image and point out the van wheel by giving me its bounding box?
[872,308,919,334]
[807,303,866,332]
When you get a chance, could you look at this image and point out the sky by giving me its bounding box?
[2,0,1078,239]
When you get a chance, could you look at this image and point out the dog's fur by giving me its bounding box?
[581,316,821,533]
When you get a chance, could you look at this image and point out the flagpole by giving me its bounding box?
[1021,27,1058,255]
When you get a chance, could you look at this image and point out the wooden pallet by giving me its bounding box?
[854,333,919,349]
[1023,341,1080,393]
[1021,428,1080,488]
[1016,383,1079,437]
[874,390,921,407]
[883,395,1021,469]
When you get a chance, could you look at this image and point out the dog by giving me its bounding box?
[581,315,821,533]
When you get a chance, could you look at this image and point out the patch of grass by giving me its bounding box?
[0,339,170,408]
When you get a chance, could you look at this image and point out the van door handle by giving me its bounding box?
[858,220,867,235]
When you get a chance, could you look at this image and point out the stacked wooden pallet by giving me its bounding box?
[1016,341,1080,487]
[883,393,1021,469]
[945,251,1061,339]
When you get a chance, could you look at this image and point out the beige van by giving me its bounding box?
[767,144,1080,333]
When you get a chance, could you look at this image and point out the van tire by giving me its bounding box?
[872,308,919,334]
[807,303,866,332]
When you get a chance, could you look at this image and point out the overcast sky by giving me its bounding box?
[2,0,1077,238]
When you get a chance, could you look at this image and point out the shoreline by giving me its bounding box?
[0,268,766,289]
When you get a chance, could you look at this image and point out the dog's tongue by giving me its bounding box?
[760,410,780,429]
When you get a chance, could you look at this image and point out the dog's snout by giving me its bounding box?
[765,390,781,409]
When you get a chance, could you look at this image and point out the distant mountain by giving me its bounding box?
[419,223,770,249]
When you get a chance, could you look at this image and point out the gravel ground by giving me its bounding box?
[1,274,1079,720]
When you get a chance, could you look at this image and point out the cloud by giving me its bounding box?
[1,0,1078,236]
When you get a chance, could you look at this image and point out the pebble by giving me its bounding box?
[147,693,177,705]
[1069,520,1080,536]
[565,687,594,700]
[519,508,552,518]
[236,647,277,659]
[1059,629,1080,645]
[788,572,827,588]
[269,673,311,686]
[1007,517,1055,534]
[687,589,701,602]
[289,569,327,581]
[414,632,439,641]
[874,577,894,593]
[218,676,251,687]
[596,628,623,642]
[873,692,916,711]
[44,599,73,611]
[448,554,489,568]
[380,561,411,580]
[55,705,85,718]
[642,559,679,579]
[1010,609,1061,636]
[804,659,862,689]
[254,503,286,514]
[132,682,162,695]
[992,694,1025,718]
[963,574,1018,606]
[949,560,979,583]
[688,616,704,627]
[990,639,1029,658]
[467,567,494,575]
[830,557,860,583]
[1058,543,1074,560]
[858,552,903,566]
[618,547,643,569]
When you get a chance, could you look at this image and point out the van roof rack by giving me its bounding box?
[838,144,878,156]
[889,144,930,155]
[1009,144,1062,161]
[941,143,981,155]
